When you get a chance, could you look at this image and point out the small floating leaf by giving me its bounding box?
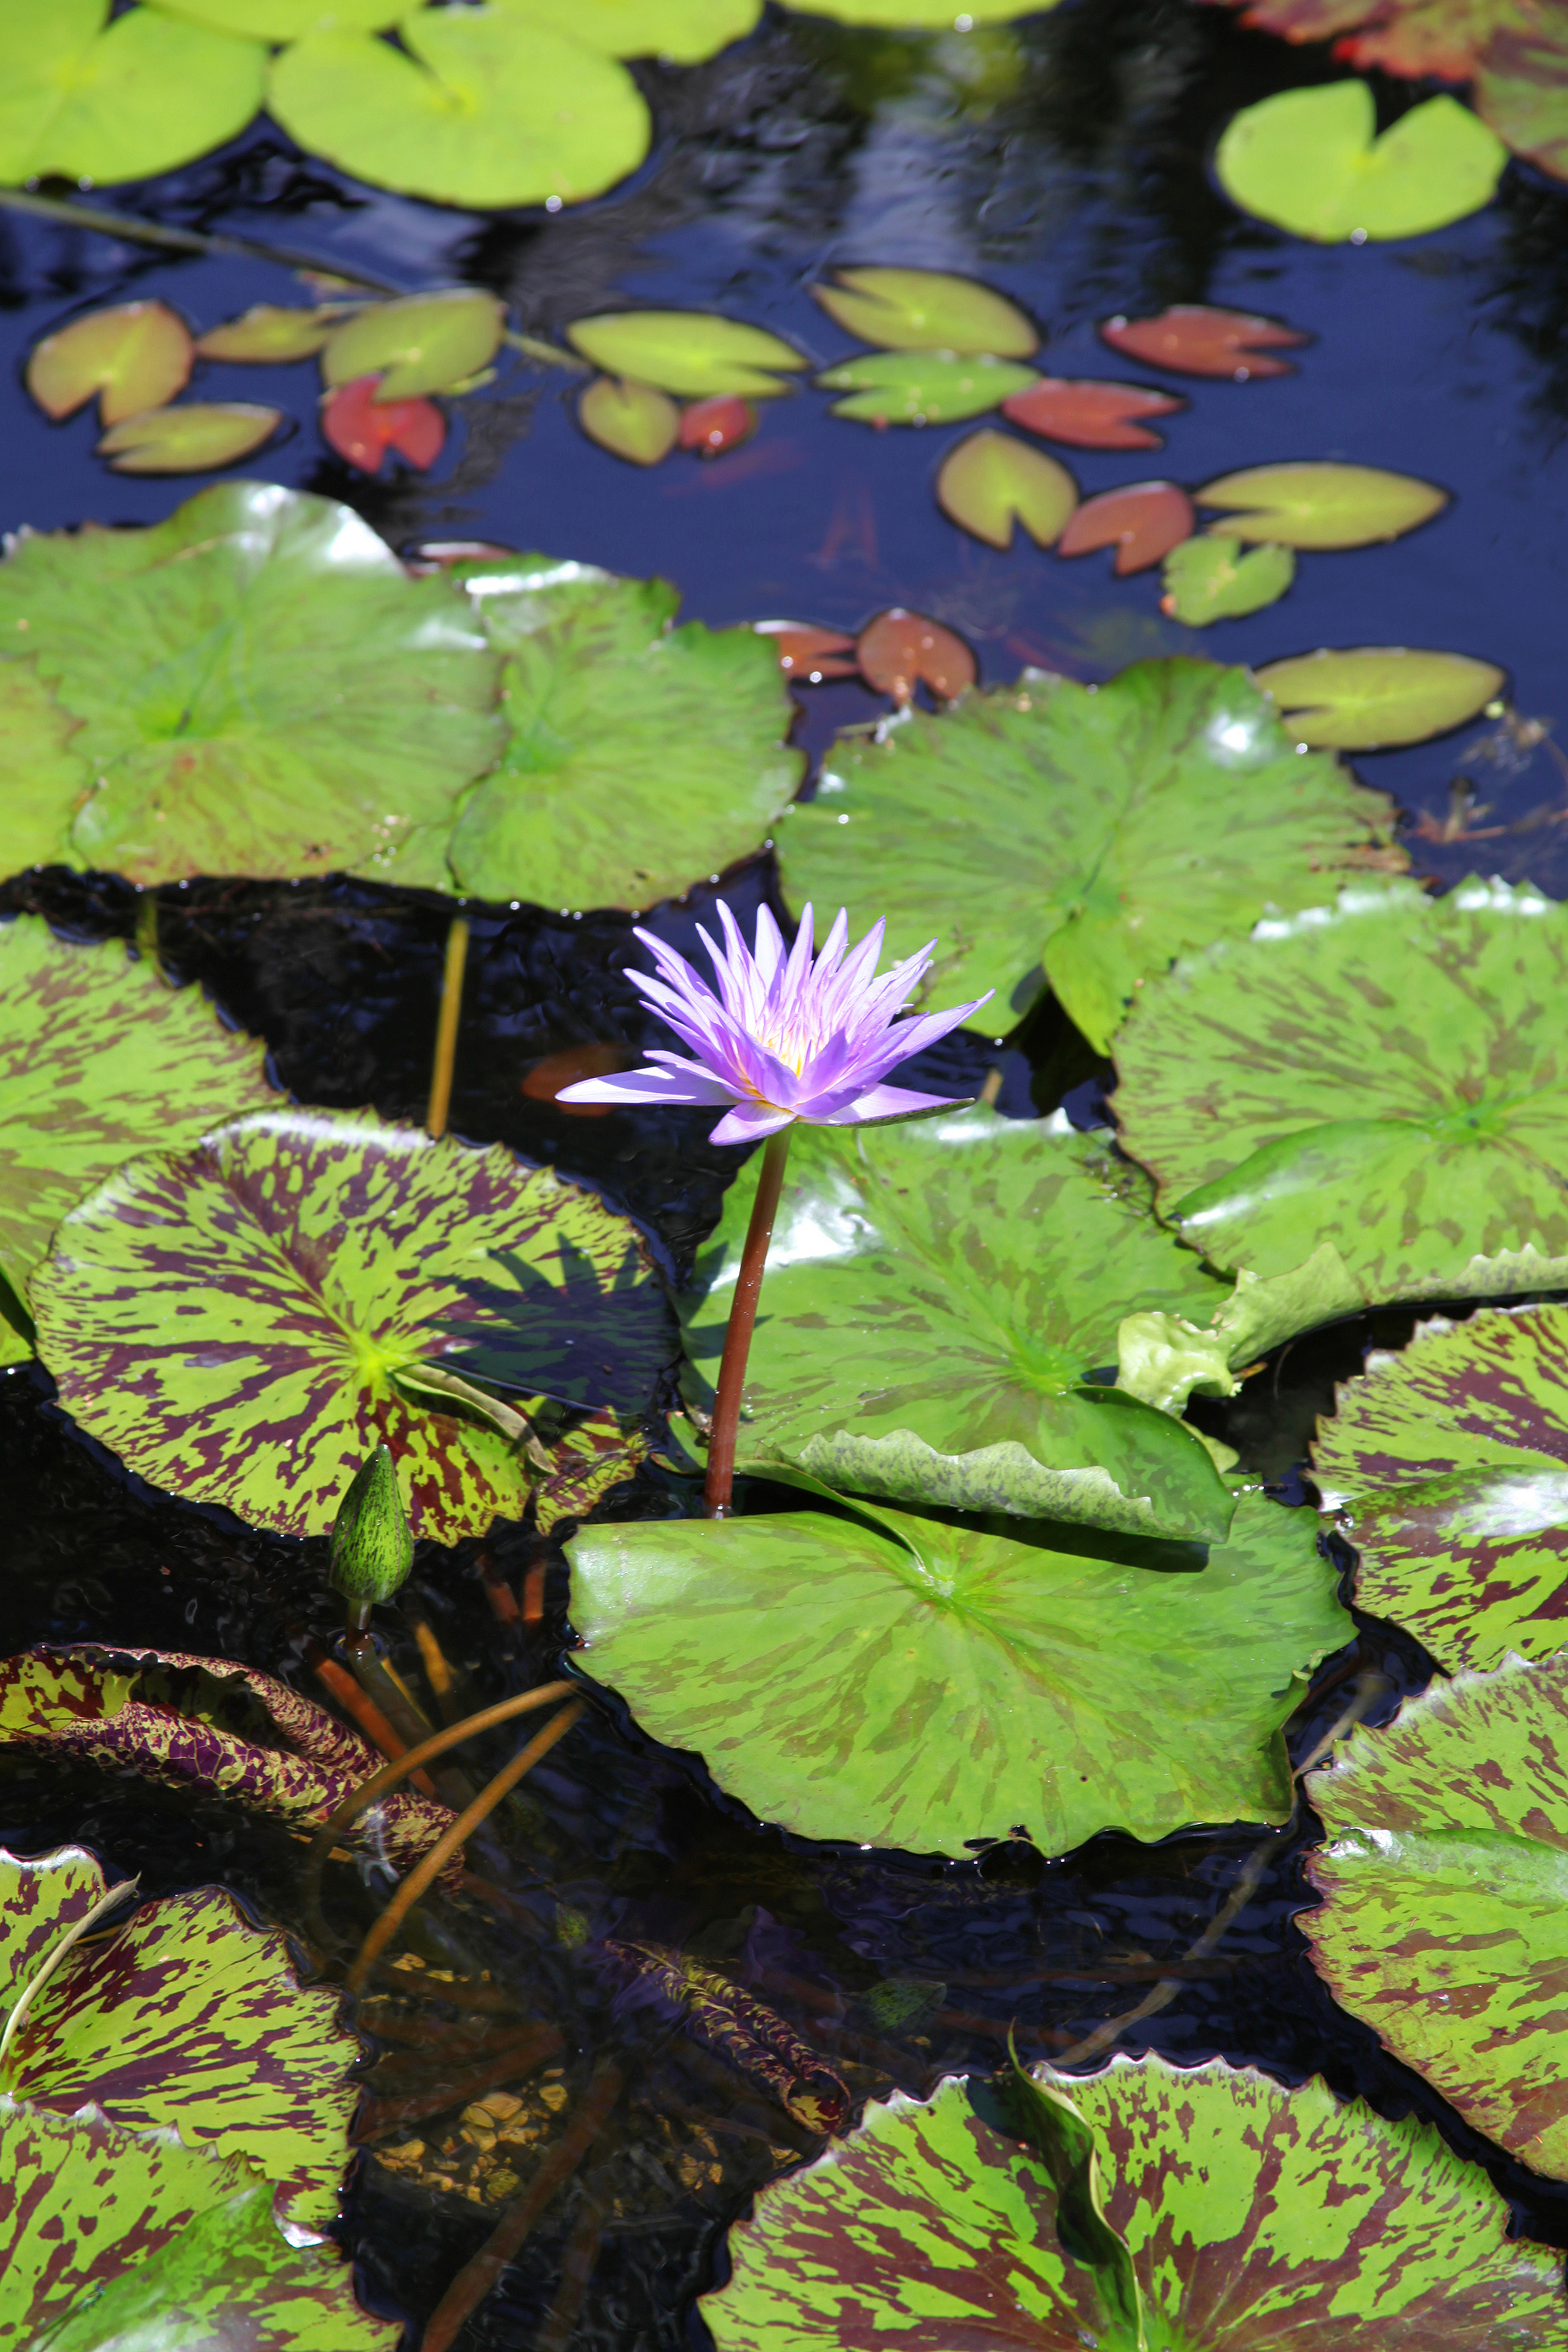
[935,428,1077,549]
[810,265,1037,357]
[96,401,284,474]
[320,289,504,399]
[751,621,859,681]
[567,313,806,398]
[320,375,444,472]
[494,0,761,58]
[150,0,400,30]
[0,1,265,185]
[1058,481,1195,575]
[579,376,680,465]
[817,351,1038,425]
[195,303,346,362]
[26,301,192,426]
[1197,460,1446,548]
[268,13,651,209]
[1253,645,1505,747]
[1217,81,1507,241]
[678,393,758,455]
[1161,534,1295,624]
[855,607,976,703]
[1100,302,1309,378]
[1000,375,1184,449]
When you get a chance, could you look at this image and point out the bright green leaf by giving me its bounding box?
[445,556,802,910]
[1304,1651,1568,2182]
[817,349,1039,424]
[0,481,503,886]
[151,0,400,32]
[579,375,681,465]
[320,289,504,399]
[776,658,1404,1051]
[1196,460,1447,548]
[1116,1309,1239,1418]
[1161,534,1295,624]
[565,312,807,398]
[566,1489,1351,1856]
[96,400,283,473]
[25,301,193,427]
[1217,80,1507,241]
[1253,645,1506,748]
[935,427,1077,548]
[195,303,346,361]
[783,0,1058,24]
[493,0,761,62]
[700,2055,1568,2347]
[1113,877,1568,1309]
[0,665,90,876]
[0,0,265,185]
[811,265,1038,356]
[268,12,651,209]
[680,1108,1234,1539]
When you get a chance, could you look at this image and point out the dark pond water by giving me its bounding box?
[6,1,1568,2342]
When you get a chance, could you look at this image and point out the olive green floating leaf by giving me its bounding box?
[1217,81,1507,242]
[579,375,681,465]
[1311,1302,1568,1671]
[268,12,651,210]
[151,0,400,33]
[1304,1650,1568,2182]
[320,289,505,400]
[0,918,275,1343]
[1255,645,1505,748]
[565,313,807,399]
[935,428,1077,549]
[446,556,802,909]
[1160,535,1295,625]
[493,0,761,62]
[0,2106,399,2352]
[811,265,1038,357]
[817,350,1039,425]
[195,302,346,362]
[1113,876,1568,1309]
[96,400,285,473]
[31,1105,670,1542]
[0,0,265,186]
[567,1488,1350,1855]
[1196,461,1447,549]
[776,658,1404,1051]
[680,1108,1233,1540]
[0,481,503,886]
[700,2055,1568,2349]
[26,300,193,427]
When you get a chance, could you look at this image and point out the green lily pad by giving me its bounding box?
[810,266,1038,356]
[935,428,1078,550]
[679,1108,1233,1539]
[1196,461,1446,549]
[31,1105,670,1541]
[1113,876,1568,1309]
[1216,81,1508,241]
[579,375,681,465]
[444,556,802,911]
[0,667,91,879]
[1161,535,1295,624]
[96,400,284,474]
[267,12,651,209]
[565,313,806,399]
[775,657,1405,1052]
[0,1843,361,2221]
[566,1487,1351,1856]
[493,0,761,62]
[0,481,503,887]
[1310,1302,1568,1670]
[0,0,265,186]
[783,0,1055,23]
[320,289,504,399]
[195,303,344,362]
[151,0,400,32]
[0,918,275,1341]
[0,2107,397,2352]
[1253,645,1506,749]
[816,351,1039,425]
[26,300,193,427]
[700,2055,1568,2349]
[1304,1650,1568,2182]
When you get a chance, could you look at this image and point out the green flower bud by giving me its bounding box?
[330,1444,414,1627]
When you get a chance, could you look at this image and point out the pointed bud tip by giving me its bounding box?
[329,1443,414,1610]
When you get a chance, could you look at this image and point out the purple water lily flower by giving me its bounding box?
[557,901,992,1146]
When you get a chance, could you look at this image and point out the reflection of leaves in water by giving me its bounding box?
[436,1237,677,1413]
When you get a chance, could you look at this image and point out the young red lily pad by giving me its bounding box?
[935,429,1078,549]
[701,2055,1568,2347]
[31,1106,671,1541]
[752,621,859,681]
[579,376,681,466]
[321,375,444,473]
[1000,376,1184,449]
[1100,302,1309,378]
[809,265,1038,356]
[678,394,758,455]
[1210,0,1498,81]
[26,300,193,426]
[96,400,285,474]
[854,607,976,702]
[1304,1651,1568,2182]
[1057,481,1195,574]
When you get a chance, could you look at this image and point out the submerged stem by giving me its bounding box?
[426,915,470,1139]
[703,1125,792,1518]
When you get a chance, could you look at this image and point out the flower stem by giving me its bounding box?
[704,1126,792,1518]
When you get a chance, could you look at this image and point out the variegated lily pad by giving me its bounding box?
[0,1843,360,2223]
[680,1108,1233,1540]
[1311,1302,1568,1670]
[0,917,275,1358]
[31,1107,670,1540]
[775,658,1403,1049]
[566,1488,1351,1856]
[1304,1652,1568,2182]
[1114,877,1568,1310]
[701,2055,1567,2347]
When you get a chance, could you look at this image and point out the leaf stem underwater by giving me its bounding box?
[703,1125,792,1517]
